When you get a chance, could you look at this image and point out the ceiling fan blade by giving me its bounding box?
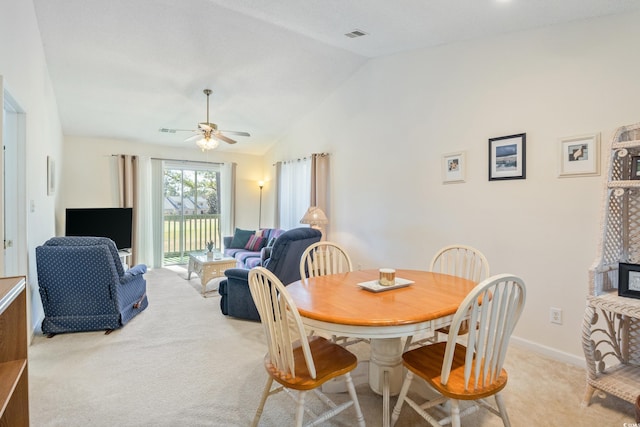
[219,130,250,137]
[159,128,196,133]
[184,133,203,143]
[212,133,237,144]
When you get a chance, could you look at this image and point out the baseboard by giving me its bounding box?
[30,313,44,342]
[510,335,585,368]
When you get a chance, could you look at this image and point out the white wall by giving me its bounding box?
[0,0,64,332]
[61,136,268,234]
[265,12,640,363]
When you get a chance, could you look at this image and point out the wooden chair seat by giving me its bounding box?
[435,321,470,337]
[266,336,358,390]
[402,342,508,400]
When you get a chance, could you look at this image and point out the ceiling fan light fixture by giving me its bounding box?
[196,136,219,152]
[164,88,248,151]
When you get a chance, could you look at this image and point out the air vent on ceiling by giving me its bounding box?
[344,29,368,39]
[158,128,176,133]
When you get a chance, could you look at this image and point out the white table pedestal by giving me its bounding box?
[369,338,404,427]
[369,338,404,395]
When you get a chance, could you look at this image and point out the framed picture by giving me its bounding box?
[632,156,640,180]
[442,151,466,183]
[558,133,600,177]
[47,156,55,195]
[619,262,640,299]
[488,133,526,181]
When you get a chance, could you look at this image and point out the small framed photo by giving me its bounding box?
[619,262,640,299]
[631,156,640,180]
[442,151,466,183]
[489,133,526,181]
[47,156,56,196]
[558,133,600,177]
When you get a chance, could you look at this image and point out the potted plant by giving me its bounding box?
[206,241,214,258]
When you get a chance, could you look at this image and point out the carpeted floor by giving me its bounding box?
[28,267,636,426]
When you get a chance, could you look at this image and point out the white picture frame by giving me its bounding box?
[47,156,55,195]
[558,133,600,177]
[442,151,466,183]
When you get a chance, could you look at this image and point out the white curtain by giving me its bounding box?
[150,159,164,268]
[220,162,236,239]
[277,158,311,230]
[135,156,154,267]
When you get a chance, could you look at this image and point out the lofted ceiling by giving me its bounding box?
[33,0,640,155]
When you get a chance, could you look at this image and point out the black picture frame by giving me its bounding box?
[488,133,526,181]
[618,262,640,299]
[631,156,640,180]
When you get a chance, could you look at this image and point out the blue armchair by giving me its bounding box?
[219,227,322,321]
[35,236,149,335]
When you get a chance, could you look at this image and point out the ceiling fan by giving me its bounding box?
[159,89,250,151]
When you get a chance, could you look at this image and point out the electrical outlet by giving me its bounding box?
[550,307,562,325]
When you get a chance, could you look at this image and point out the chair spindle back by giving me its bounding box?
[248,267,316,379]
[430,244,490,283]
[441,274,526,390]
[300,242,353,280]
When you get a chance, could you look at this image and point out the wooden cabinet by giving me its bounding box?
[0,276,29,426]
[583,122,640,407]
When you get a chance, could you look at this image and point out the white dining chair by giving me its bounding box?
[299,241,353,279]
[391,274,526,427]
[247,267,366,427]
[404,244,490,351]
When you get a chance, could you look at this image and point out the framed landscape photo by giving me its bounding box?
[488,133,526,181]
[619,262,640,300]
[442,151,466,183]
[558,133,600,177]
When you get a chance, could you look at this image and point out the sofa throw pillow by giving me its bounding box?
[266,237,277,248]
[229,228,255,249]
[244,235,265,251]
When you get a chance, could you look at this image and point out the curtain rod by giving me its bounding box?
[151,157,223,165]
[111,154,222,165]
[273,152,329,166]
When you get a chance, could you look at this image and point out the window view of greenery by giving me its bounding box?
[164,168,221,264]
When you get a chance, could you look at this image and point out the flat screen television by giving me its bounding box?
[65,207,133,250]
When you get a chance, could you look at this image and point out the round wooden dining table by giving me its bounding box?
[286,269,478,427]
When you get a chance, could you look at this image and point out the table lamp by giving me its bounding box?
[300,206,328,231]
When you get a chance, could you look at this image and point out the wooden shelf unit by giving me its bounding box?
[0,276,29,426]
[583,123,640,407]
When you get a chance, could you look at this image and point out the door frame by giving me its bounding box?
[0,76,28,276]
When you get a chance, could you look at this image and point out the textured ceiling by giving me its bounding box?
[33,0,640,155]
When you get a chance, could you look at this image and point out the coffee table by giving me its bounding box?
[187,253,237,296]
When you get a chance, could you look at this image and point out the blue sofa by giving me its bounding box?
[223,228,285,269]
[35,236,149,334]
[219,227,322,321]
